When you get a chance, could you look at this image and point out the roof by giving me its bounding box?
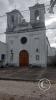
[29,3,45,9]
[46,37,50,46]
[7,9,23,17]
[35,3,45,7]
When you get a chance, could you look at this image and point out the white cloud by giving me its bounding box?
[0,0,9,14]
[51,43,56,48]
[0,34,6,43]
[45,13,56,26]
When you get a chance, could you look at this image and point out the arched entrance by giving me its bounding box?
[19,50,29,67]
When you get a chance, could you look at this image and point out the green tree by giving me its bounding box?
[49,0,56,13]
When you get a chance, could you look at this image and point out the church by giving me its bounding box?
[5,3,48,67]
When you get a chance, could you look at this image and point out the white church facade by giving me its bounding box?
[5,3,48,67]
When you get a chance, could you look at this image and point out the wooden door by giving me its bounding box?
[19,50,29,67]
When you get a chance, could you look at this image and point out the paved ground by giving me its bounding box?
[0,67,46,81]
[0,80,55,100]
[0,67,56,99]
[0,67,56,82]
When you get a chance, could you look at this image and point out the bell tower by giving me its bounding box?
[6,9,23,32]
[29,3,45,28]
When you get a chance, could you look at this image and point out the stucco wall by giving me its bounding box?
[0,42,7,65]
[6,30,47,67]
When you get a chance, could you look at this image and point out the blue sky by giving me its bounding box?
[0,0,56,47]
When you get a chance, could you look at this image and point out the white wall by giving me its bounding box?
[0,42,7,65]
[6,29,47,67]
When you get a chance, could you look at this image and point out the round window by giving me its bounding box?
[21,37,27,44]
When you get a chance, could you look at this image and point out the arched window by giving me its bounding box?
[35,10,40,21]
[11,15,14,23]
[36,48,39,52]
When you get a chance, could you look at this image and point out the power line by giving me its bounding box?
[0,4,52,17]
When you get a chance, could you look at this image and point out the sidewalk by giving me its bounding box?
[0,67,56,82]
[0,67,46,81]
